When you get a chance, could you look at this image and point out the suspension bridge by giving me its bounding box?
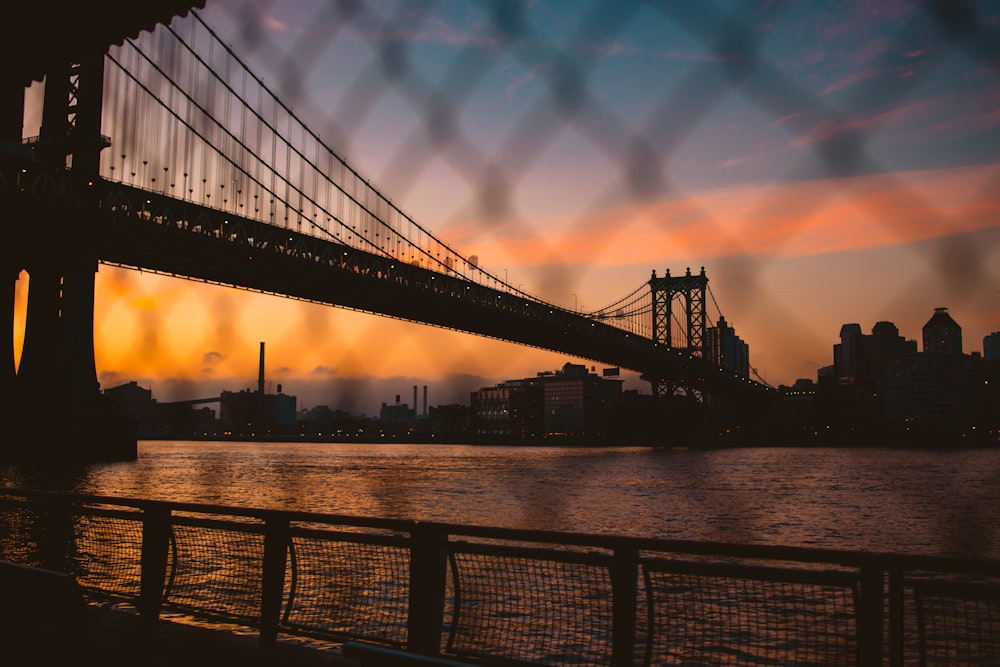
[1,2,771,460]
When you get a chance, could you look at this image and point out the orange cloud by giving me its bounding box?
[448,163,1000,270]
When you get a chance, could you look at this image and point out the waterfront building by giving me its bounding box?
[877,308,979,435]
[379,395,415,424]
[879,353,980,434]
[817,308,990,440]
[469,385,511,437]
[833,321,917,386]
[470,363,622,440]
[220,386,297,436]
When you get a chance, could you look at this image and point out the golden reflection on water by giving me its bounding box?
[2,442,999,557]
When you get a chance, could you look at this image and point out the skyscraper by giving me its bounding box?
[922,307,963,354]
[704,316,750,379]
[984,332,1000,360]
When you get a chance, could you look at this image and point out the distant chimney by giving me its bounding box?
[423,385,427,416]
[413,385,417,413]
[257,342,265,395]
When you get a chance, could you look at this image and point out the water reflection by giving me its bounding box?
[2,442,999,558]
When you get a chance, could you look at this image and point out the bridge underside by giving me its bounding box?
[5,189,751,388]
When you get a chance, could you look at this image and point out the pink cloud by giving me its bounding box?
[790,98,938,148]
[263,16,288,33]
[506,63,545,102]
[819,69,879,96]
[769,111,807,128]
[446,164,1000,269]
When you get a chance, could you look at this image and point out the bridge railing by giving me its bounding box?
[1,488,997,666]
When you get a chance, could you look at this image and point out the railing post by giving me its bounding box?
[611,546,639,667]
[887,565,905,667]
[407,524,448,655]
[260,516,290,649]
[857,556,884,667]
[42,494,75,573]
[139,503,171,628]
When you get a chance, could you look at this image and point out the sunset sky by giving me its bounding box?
[15,0,1000,414]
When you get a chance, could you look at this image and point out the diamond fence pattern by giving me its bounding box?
[202,0,1000,341]
[73,0,993,404]
[283,529,411,645]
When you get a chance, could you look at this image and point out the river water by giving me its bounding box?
[2,441,998,559]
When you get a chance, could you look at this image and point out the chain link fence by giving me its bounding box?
[167,0,998,398]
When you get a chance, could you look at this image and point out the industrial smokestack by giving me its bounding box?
[413,385,417,414]
[423,385,427,416]
[258,342,265,395]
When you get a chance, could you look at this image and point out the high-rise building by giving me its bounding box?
[832,321,916,386]
[834,323,865,383]
[704,316,750,379]
[923,307,963,354]
[984,332,1000,360]
[880,307,978,434]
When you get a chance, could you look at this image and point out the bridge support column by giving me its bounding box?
[16,245,100,400]
[1,265,17,404]
[0,54,134,462]
[16,259,62,399]
[10,247,133,462]
[57,247,100,401]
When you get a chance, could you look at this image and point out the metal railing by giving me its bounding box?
[1,487,998,666]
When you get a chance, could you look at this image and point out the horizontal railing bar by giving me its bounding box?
[450,540,614,567]
[642,556,862,587]
[171,515,266,533]
[291,526,409,548]
[4,487,1000,573]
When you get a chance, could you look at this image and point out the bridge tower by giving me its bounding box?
[2,54,133,461]
[647,267,707,398]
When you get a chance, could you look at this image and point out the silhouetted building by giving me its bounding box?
[469,379,545,439]
[877,307,978,434]
[103,381,159,437]
[424,404,471,439]
[923,307,963,354]
[220,386,296,436]
[704,316,750,378]
[880,353,979,434]
[833,321,917,386]
[380,395,415,423]
[984,332,1000,360]
[816,308,991,442]
[834,323,865,384]
[471,363,622,440]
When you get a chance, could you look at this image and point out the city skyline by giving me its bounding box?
[11,0,1000,413]
[106,302,999,419]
